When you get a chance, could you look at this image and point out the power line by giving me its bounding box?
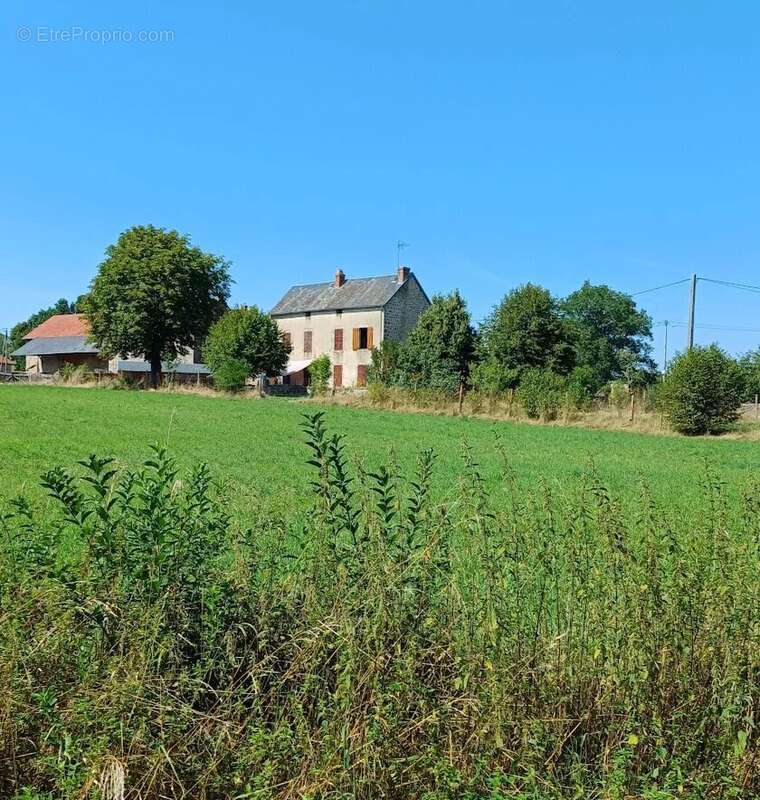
[699,277,760,294]
[630,277,690,296]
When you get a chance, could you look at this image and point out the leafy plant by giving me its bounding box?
[211,357,250,392]
[82,225,230,388]
[661,344,745,434]
[516,368,567,419]
[308,354,331,394]
[204,305,289,380]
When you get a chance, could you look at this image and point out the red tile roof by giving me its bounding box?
[24,314,90,339]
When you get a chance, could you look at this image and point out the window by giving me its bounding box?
[282,332,292,351]
[304,330,312,354]
[333,364,343,387]
[352,326,374,350]
[305,311,311,320]
[334,328,343,351]
[336,309,343,318]
[357,364,367,387]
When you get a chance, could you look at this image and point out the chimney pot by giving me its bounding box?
[334,269,346,288]
[397,265,410,283]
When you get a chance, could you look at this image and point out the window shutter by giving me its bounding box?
[304,330,312,354]
[283,332,292,351]
[352,328,360,350]
[334,328,343,351]
[366,327,374,350]
[357,364,367,387]
[333,364,343,387]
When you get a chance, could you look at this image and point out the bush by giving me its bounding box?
[661,345,745,435]
[739,348,760,402]
[608,379,630,410]
[1,416,758,797]
[516,368,566,420]
[54,362,92,384]
[469,358,516,397]
[308,354,331,395]
[212,358,250,392]
[366,339,400,385]
[565,365,596,410]
[205,306,289,380]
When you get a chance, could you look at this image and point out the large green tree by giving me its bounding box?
[477,283,574,388]
[562,282,654,389]
[204,306,290,380]
[82,226,231,387]
[739,348,760,402]
[395,291,476,393]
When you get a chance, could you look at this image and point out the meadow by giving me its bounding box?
[1,384,758,516]
[1,384,758,798]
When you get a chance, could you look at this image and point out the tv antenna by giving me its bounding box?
[396,240,410,269]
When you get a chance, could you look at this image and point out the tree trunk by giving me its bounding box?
[150,351,162,390]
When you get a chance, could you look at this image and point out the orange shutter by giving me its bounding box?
[357,364,367,387]
[352,328,360,350]
[366,327,374,350]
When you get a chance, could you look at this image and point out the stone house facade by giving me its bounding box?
[270,267,430,388]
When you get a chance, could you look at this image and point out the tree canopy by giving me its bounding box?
[477,284,574,388]
[395,291,476,393]
[562,282,654,389]
[204,306,290,380]
[739,348,760,402]
[82,226,230,387]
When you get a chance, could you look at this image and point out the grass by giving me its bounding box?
[1,386,759,798]
[1,384,758,518]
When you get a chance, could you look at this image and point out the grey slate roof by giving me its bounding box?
[12,336,100,357]
[271,274,405,315]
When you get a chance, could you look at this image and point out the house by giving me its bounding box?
[12,314,108,374]
[12,314,210,382]
[271,266,429,388]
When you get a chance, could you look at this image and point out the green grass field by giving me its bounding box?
[3,384,759,797]
[1,384,757,516]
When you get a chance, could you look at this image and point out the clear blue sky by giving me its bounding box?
[2,1,760,365]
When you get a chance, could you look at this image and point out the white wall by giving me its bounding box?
[274,308,383,387]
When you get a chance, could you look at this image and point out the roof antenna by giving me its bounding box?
[397,240,410,269]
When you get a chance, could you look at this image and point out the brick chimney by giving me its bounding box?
[397,265,410,283]
[334,269,346,288]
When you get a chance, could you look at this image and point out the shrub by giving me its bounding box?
[366,339,400,385]
[54,362,92,384]
[469,358,516,397]
[565,365,596,410]
[308,354,331,394]
[205,306,289,380]
[739,348,760,402]
[608,379,630,410]
[661,345,745,435]
[516,368,566,420]
[212,357,250,392]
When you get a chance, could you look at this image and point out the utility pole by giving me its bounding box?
[662,320,669,375]
[686,273,697,350]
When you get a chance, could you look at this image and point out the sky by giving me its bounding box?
[2,1,760,366]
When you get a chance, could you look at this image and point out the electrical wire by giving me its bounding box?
[699,277,760,294]
[630,277,691,296]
